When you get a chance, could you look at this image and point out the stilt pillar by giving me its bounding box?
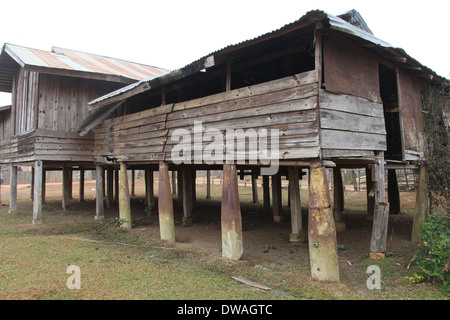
[145,167,155,210]
[221,163,243,260]
[8,163,17,214]
[118,162,132,229]
[106,167,114,208]
[62,166,70,211]
[272,172,282,222]
[366,166,375,220]
[32,161,44,225]
[411,164,428,244]
[288,167,305,242]
[251,169,258,203]
[206,170,211,200]
[387,169,400,214]
[333,167,346,231]
[263,175,270,209]
[158,161,175,243]
[95,165,104,220]
[308,166,340,282]
[182,166,193,223]
[369,152,390,259]
[30,166,34,200]
[79,168,85,202]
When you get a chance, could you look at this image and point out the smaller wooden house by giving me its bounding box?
[0,44,168,220]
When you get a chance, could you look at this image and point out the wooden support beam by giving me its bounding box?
[366,166,375,219]
[95,165,104,220]
[288,167,305,242]
[119,162,132,229]
[171,170,177,196]
[68,169,73,200]
[42,168,46,205]
[308,166,340,282]
[272,172,282,222]
[177,168,183,202]
[221,163,243,260]
[106,167,114,208]
[182,166,193,223]
[263,175,270,209]
[8,164,17,214]
[206,170,211,200]
[30,166,34,200]
[411,164,428,244]
[130,169,135,196]
[114,168,119,203]
[79,168,85,202]
[158,161,175,243]
[251,170,258,204]
[32,161,43,225]
[62,166,70,211]
[333,167,346,231]
[370,152,390,258]
[387,169,400,214]
[145,167,155,209]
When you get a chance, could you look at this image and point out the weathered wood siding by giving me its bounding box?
[323,35,382,103]
[93,70,320,163]
[13,69,39,135]
[319,90,386,158]
[0,109,12,163]
[8,73,123,163]
[397,68,425,158]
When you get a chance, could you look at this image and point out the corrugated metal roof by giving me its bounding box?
[0,43,169,92]
[81,9,449,134]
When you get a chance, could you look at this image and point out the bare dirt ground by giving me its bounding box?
[1,177,417,271]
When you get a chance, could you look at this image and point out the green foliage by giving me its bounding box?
[411,212,450,294]
[100,217,128,228]
[422,84,450,212]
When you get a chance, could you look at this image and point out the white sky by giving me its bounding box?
[0,0,449,106]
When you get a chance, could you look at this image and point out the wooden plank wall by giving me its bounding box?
[319,90,387,158]
[14,69,39,135]
[0,109,11,163]
[93,70,320,164]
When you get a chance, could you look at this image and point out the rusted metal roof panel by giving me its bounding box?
[0,43,169,92]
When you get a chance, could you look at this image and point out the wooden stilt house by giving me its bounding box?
[0,43,168,221]
[82,10,450,281]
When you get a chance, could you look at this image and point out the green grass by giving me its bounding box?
[0,191,447,300]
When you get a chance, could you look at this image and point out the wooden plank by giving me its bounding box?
[320,129,386,151]
[319,90,384,118]
[320,109,386,134]
[158,161,175,242]
[32,160,43,224]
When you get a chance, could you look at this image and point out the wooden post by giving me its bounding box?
[177,168,183,202]
[62,166,70,211]
[106,167,114,208]
[79,168,85,202]
[221,163,243,260]
[333,167,346,231]
[30,166,34,200]
[32,161,43,225]
[145,167,155,209]
[411,164,428,244]
[42,168,46,204]
[119,162,132,229]
[206,170,211,200]
[158,161,175,243]
[288,167,305,242]
[182,166,193,223]
[308,166,339,282]
[387,169,400,214]
[251,169,258,203]
[130,169,135,197]
[171,170,177,196]
[263,175,270,209]
[370,152,390,259]
[95,165,104,220]
[114,168,119,203]
[68,169,73,199]
[366,166,375,219]
[272,172,282,222]
[8,164,17,214]
[191,169,197,208]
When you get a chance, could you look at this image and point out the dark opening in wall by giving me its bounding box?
[379,63,402,160]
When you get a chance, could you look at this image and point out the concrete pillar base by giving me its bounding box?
[32,219,43,225]
[94,215,105,220]
[369,252,386,259]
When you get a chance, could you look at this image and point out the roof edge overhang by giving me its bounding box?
[79,9,449,135]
